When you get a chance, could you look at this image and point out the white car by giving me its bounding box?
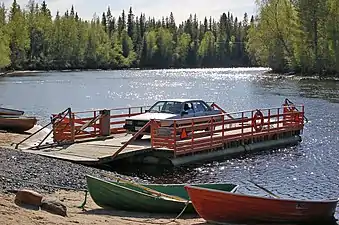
[123,99,222,139]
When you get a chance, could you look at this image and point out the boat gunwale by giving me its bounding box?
[86,175,239,204]
[0,115,37,120]
[0,107,24,115]
[185,185,339,204]
[86,175,187,203]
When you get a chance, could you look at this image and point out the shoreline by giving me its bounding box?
[0,145,204,225]
[0,70,45,77]
[1,68,338,79]
[0,190,203,225]
[0,67,268,76]
[0,129,204,224]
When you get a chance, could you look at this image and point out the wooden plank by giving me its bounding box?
[111,120,152,159]
[28,134,153,163]
[30,152,99,162]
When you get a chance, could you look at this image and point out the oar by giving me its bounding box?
[248,180,280,199]
[102,173,188,202]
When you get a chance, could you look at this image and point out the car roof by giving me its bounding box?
[158,99,204,103]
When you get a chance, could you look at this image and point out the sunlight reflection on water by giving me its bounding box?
[0,68,338,204]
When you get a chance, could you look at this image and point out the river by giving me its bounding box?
[0,68,338,206]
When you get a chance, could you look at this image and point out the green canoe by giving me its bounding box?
[86,175,238,214]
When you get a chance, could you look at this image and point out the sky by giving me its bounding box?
[3,0,257,23]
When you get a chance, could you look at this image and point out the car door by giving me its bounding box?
[200,101,216,115]
[192,101,207,117]
[182,102,195,118]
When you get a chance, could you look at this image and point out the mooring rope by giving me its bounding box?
[78,190,88,210]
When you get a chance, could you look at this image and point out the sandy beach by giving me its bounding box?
[0,190,205,225]
[0,131,205,225]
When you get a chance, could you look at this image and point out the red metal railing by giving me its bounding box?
[51,102,224,143]
[151,104,304,157]
[52,105,151,142]
[52,108,73,143]
[51,101,304,155]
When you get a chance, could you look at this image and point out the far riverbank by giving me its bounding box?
[2,68,339,79]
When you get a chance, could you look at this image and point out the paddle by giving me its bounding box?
[102,173,189,202]
[248,180,280,199]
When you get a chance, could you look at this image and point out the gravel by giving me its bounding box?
[0,148,135,193]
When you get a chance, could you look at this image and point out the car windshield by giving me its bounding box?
[148,101,182,114]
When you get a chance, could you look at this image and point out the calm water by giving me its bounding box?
[1,68,338,205]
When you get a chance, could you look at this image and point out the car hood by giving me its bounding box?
[127,113,178,121]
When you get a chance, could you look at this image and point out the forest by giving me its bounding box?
[0,0,252,71]
[248,0,339,75]
[0,0,338,76]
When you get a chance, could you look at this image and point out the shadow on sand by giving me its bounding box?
[81,207,338,225]
[14,199,40,211]
[82,209,201,220]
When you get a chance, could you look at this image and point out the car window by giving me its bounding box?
[183,102,194,115]
[192,101,208,113]
[201,101,212,111]
[148,101,182,114]
[163,102,182,114]
[149,101,166,112]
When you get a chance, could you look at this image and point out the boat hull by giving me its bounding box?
[0,107,24,116]
[0,116,37,133]
[185,185,338,224]
[86,175,238,214]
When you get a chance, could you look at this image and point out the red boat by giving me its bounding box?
[185,185,338,224]
[0,115,37,133]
